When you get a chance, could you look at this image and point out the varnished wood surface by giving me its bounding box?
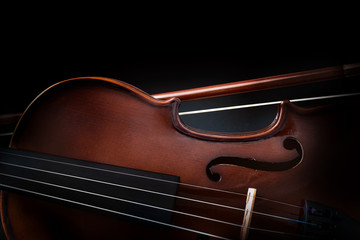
[1,77,359,239]
[152,63,360,101]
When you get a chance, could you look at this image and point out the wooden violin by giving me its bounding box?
[0,63,360,240]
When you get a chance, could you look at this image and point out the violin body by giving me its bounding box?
[1,77,359,239]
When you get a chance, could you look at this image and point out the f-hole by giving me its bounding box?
[206,137,303,182]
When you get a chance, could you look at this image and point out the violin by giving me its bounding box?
[0,63,360,240]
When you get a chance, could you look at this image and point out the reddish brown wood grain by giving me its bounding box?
[1,77,359,239]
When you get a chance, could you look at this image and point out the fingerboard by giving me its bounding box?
[0,148,179,227]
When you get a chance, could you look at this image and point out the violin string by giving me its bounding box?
[0,181,316,240]
[178,92,360,116]
[0,161,242,211]
[1,182,316,240]
[0,172,241,228]
[0,183,232,240]
[254,196,304,209]
[0,157,313,227]
[0,150,301,209]
[0,175,315,240]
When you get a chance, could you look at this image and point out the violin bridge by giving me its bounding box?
[240,187,257,240]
